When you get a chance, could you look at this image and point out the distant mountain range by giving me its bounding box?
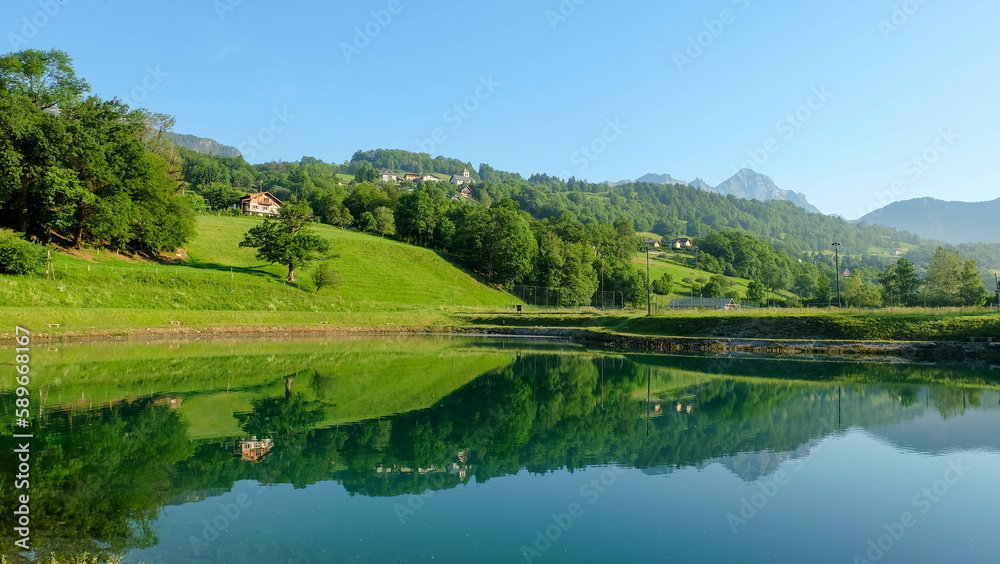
[610,169,821,214]
[859,197,1000,245]
[166,132,242,158]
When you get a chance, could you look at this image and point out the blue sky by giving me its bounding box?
[4,0,998,217]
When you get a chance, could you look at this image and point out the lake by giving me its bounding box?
[2,336,999,563]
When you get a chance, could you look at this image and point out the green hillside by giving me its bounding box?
[1,215,514,332]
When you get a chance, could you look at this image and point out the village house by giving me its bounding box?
[665,238,693,249]
[450,168,473,186]
[381,170,401,183]
[239,192,282,217]
[422,174,441,182]
[460,186,474,197]
[643,238,661,248]
[237,437,274,462]
[403,173,422,182]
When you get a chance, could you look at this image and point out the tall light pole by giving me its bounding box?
[991,272,1000,310]
[646,246,652,316]
[832,242,842,307]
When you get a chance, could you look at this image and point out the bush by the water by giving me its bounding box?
[0,232,46,274]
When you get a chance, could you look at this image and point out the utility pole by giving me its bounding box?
[601,256,605,311]
[646,247,652,316]
[991,273,1000,311]
[832,242,842,307]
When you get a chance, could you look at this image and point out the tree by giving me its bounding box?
[352,161,378,183]
[239,200,330,282]
[877,258,920,307]
[0,49,90,109]
[812,274,832,306]
[199,181,243,211]
[374,206,395,237]
[959,259,988,306]
[703,274,733,298]
[311,261,340,294]
[792,273,817,298]
[456,199,537,287]
[746,279,767,304]
[923,247,985,306]
[360,211,377,233]
[651,273,674,295]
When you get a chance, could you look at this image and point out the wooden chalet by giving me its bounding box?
[239,192,282,217]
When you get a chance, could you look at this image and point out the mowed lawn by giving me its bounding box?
[0,215,513,332]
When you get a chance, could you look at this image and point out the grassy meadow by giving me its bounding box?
[1,215,514,335]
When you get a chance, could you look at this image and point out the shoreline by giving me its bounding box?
[6,322,998,364]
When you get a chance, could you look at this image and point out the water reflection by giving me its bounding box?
[1,339,999,563]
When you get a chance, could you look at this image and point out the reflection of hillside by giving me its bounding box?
[167,356,1000,499]
[3,350,1000,561]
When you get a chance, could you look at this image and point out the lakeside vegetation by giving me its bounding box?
[1,49,998,344]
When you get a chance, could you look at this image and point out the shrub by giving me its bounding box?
[0,232,46,275]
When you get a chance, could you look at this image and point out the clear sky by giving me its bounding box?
[4,0,998,217]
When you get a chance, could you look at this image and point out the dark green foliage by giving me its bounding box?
[746,279,767,303]
[0,52,195,253]
[652,273,674,295]
[0,231,45,274]
[351,149,480,180]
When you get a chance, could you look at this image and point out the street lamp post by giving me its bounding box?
[646,246,652,316]
[832,242,842,307]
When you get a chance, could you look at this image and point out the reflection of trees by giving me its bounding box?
[0,398,191,561]
[7,353,998,559]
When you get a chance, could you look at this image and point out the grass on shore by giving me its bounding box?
[462,308,1000,342]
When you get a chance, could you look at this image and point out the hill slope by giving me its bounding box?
[1,216,514,332]
[859,197,1000,245]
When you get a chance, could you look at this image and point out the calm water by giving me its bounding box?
[2,337,1000,563]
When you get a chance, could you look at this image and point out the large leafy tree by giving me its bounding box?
[240,199,330,282]
[877,258,920,306]
[0,49,90,110]
[924,247,987,306]
[456,198,538,288]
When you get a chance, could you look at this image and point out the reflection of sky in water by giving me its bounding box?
[128,396,1000,564]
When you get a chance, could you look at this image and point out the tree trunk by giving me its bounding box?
[287,262,296,282]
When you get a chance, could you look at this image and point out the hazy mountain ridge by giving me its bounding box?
[166,132,242,158]
[609,169,821,214]
[859,197,1000,245]
[713,169,821,214]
